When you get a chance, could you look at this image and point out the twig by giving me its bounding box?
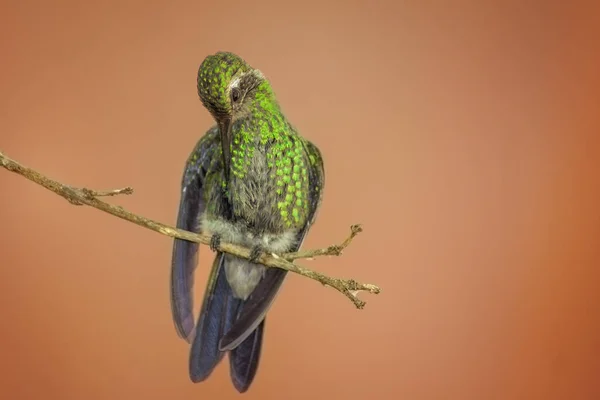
[82,187,134,197]
[282,224,363,261]
[0,149,381,308]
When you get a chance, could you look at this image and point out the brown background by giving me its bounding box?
[1,1,599,399]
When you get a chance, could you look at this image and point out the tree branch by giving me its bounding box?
[0,149,381,308]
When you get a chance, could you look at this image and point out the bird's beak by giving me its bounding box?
[218,117,233,180]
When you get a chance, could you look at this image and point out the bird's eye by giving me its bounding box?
[231,87,241,103]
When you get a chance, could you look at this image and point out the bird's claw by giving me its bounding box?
[249,245,264,264]
[210,234,221,252]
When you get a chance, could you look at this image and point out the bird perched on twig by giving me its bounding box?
[170,51,325,392]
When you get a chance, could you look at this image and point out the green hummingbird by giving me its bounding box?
[170,51,325,392]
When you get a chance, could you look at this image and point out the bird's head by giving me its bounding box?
[197,51,267,177]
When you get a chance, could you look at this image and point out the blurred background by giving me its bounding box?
[1,1,599,399]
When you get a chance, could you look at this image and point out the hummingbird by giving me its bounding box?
[170,51,325,393]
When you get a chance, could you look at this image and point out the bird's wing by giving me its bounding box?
[170,127,220,342]
[301,138,326,228]
[219,138,326,351]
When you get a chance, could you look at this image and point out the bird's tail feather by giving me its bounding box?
[188,251,265,392]
[229,318,265,392]
[189,252,241,382]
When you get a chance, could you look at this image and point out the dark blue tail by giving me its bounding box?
[229,319,264,392]
[188,252,264,393]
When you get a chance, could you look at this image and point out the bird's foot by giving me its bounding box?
[249,245,264,264]
[210,234,222,252]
